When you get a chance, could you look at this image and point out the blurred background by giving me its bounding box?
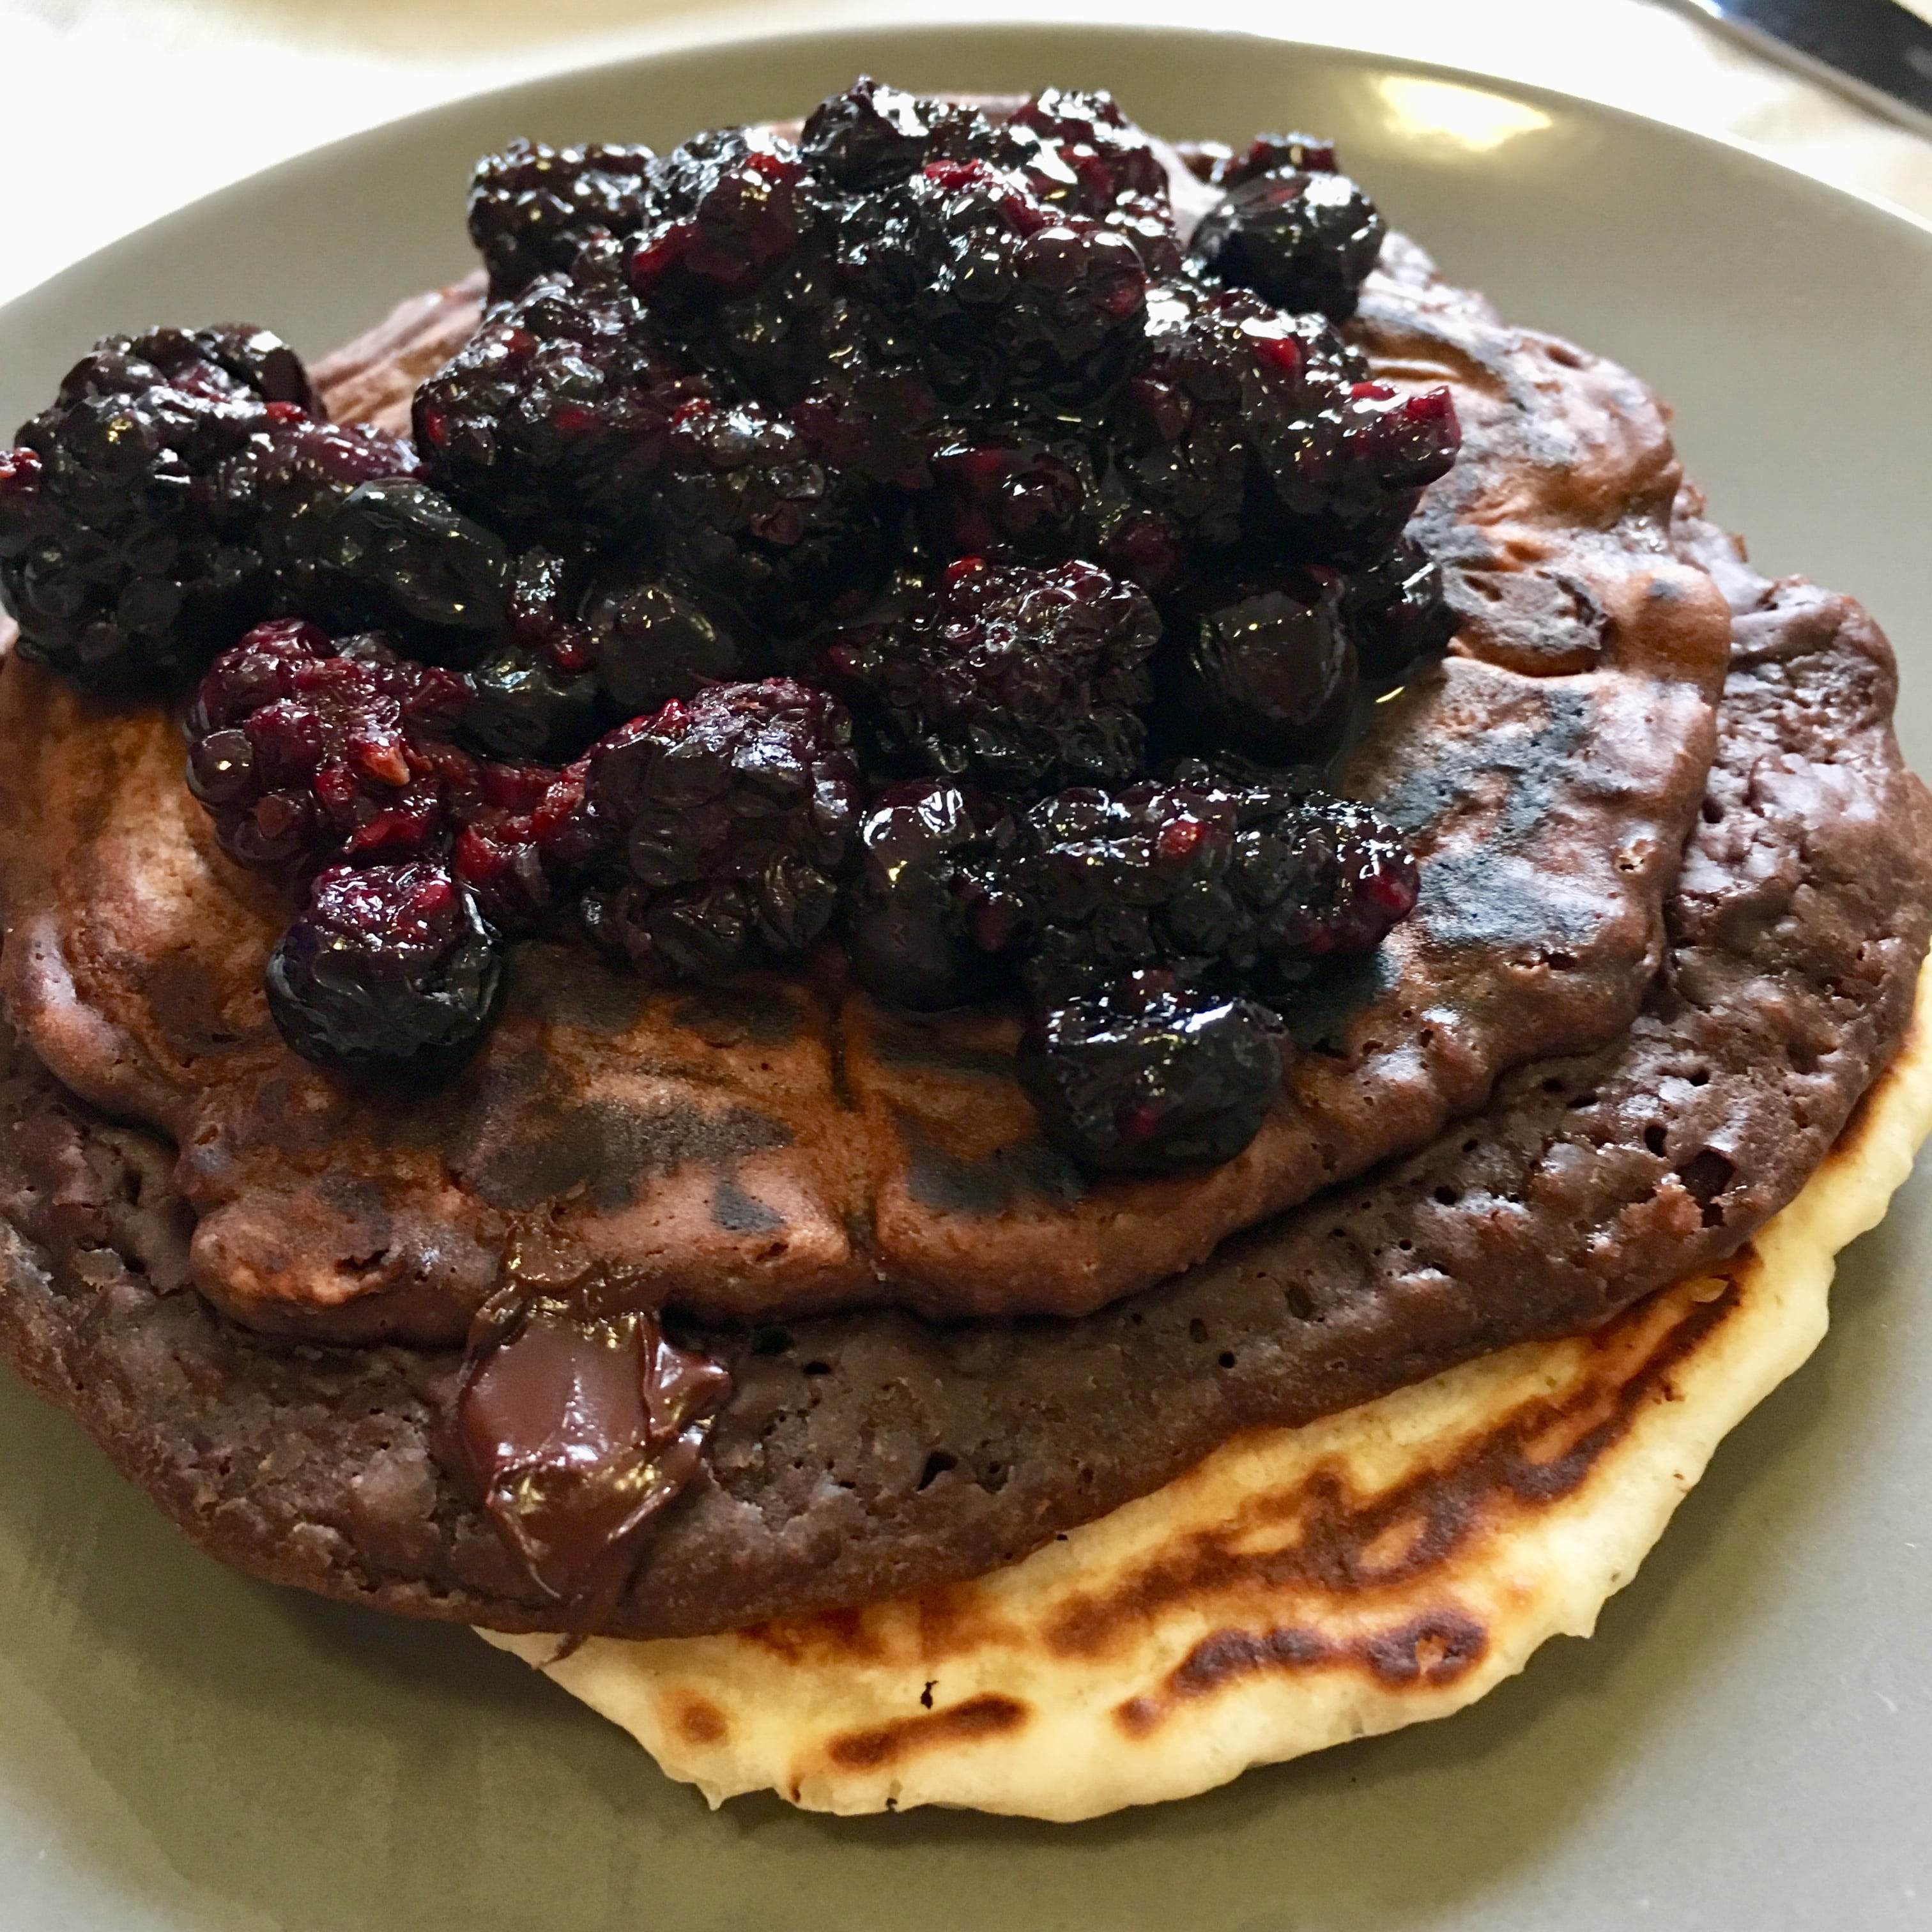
[4,0,1932,310]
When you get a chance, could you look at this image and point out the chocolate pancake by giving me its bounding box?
[1,519,1922,1638]
[0,242,1729,1346]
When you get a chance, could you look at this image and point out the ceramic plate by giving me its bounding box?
[0,21,1928,1930]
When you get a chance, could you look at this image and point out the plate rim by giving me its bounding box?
[5,10,1932,344]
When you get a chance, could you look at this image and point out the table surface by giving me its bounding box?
[6,0,1932,317]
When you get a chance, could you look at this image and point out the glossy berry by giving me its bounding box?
[1344,532,1457,682]
[576,678,859,979]
[799,75,946,188]
[1018,974,1284,1172]
[928,437,1091,562]
[266,861,506,1078]
[0,326,325,692]
[629,129,815,312]
[1012,772,1420,1006]
[1159,573,1358,765]
[468,139,663,298]
[414,276,712,532]
[841,158,1148,410]
[464,641,601,761]
[842,781,1023,1010]
[655,401,885,636]
[186,618,477,880]
[1008,89,1171,214]
[1190,167,1386,323]
[1183,132,1338,191]
[825,556,1159,794]
[313,479,510,644]
[580,569,752,714]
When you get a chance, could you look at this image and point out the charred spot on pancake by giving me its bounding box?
[712,1178,786,1236]
[507,943,655,1034]
[824,1693,1029,1771]
[894,1110,1087,1216]
[448,1089,792,1215]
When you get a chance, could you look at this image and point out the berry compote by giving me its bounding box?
[4,78,1456,1167]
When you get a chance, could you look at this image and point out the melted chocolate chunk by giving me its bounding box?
[457,1289,730,1618]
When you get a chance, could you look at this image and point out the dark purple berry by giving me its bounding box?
[629,130,813,312]
[928,438,1091,562]
[656,401,885,636]
[580,570,752,714]
[576,679,859,979]
[1160,573,1358,764]
[842,781,1023,1009]
[1216,134,1338,189]
[468,139,662,298]
[1128,298,1457,564]
[841,158,1147,410]
[0,327,328,692]
[799,76,945,188]
[1012,774,1419,1006]
[1189,169,1386,322]
[464,640,601,762]
[413,277,712,533]
[824,556,1159,794]
[314,479,510,643]
[788,339,940,489]
[266,861,506,1078]
[1009,89,1171,213]
[1018,974,1283,1172]
[1344,532,1457,682]
[187,618,478,880]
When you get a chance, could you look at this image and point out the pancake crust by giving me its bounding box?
[485,960,1932,1819]
[0,244,1730,1342]
[0,531,1922,1639]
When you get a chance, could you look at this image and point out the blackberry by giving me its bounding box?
[656,401,886,636]
[468,139,662,298]
[1011,774,1420,1006]
[788,319,940,487]
[1184,132,1338,191]
[575,678,859,979]
[824,556,1159,793]
[1009,89,1170,215]
[1344,532,1457,682]
[799,75,946,189]
[1124,294,1459,565]
[842,781,1023,1010]
[413,276,712,533]
[452,757,595,935]
[840,158,1147,410]
[266,861,506,1078]
[1189,167,1386,322]
[1100,190,1185,279]
[459,544,601,762]
[0,326,325,693]
[464,641,601,762]
[629,128,815,314]
[580,568,753,714]
[311,479,510,645]
[1158,572,1358,765]
[1297,381,1460,564]
[1018,973,1283,1172]
[928,437,1091,562]
[186,618,477,880]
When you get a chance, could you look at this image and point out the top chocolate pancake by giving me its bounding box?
[0,514,1922,1639]
[0,236,1730,1345]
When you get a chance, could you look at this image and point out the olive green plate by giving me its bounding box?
[1,20,1928,1929]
